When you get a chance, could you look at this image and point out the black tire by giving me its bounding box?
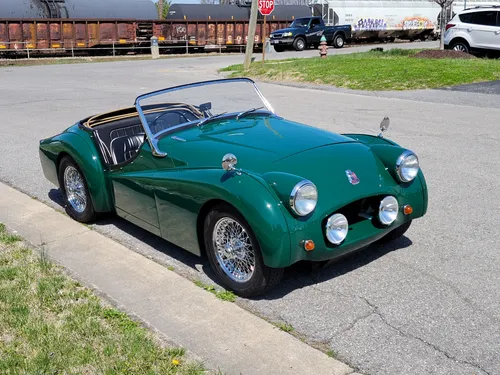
[333,34,346,48]
[58,155,96,223]
[450,40,470,54]
[379,220,412,243]
[273,45,285,52]
[203,203,284,297]
[293,37,306,51]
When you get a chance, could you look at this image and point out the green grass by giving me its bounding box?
[0,224,21,245]
[193,280,237,302]
[274,322,295,333]
[220,49,500,91]
[0,224,208,375]
[327,350,338,358]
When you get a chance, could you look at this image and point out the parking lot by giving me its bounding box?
[1,44,499,375]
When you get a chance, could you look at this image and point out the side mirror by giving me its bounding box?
[378,117,390,138]
[222,153,237,171]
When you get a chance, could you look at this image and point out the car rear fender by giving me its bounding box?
[39,126,113,213]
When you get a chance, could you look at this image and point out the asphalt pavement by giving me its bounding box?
[1,41,499,375]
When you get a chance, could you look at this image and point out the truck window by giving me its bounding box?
[310,18,321,28]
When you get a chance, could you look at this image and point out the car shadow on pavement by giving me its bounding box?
[49,188,413,298]
[48,188,212,275]
[251,236,413,301]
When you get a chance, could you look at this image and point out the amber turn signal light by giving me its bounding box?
[303,240,315,251]
[404,205,413,215]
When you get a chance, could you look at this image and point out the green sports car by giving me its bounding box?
[39,78,428,297]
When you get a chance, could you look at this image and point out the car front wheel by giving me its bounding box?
[293,37,306,51]
[204,204,283,297]
[58,156,96,223]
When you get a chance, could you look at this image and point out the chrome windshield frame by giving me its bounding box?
[134,78,276,158]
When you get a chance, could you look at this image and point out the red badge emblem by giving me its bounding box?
[346,170,360,185]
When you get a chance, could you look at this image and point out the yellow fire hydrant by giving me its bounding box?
[319,35,328,58]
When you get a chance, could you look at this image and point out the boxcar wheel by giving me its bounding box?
[58,156,96,223]
[204,204,284,297]
[379,220,412,243]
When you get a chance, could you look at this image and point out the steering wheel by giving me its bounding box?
[149,111,186,134]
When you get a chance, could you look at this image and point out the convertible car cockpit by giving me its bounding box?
[82,102,204,166]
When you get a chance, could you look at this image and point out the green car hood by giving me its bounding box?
[270,142,401,216]
[158,115,357,171]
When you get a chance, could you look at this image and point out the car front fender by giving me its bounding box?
[151,168,292,268]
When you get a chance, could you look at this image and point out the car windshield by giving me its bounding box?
[135,78,274,139]
[290,18,309,28]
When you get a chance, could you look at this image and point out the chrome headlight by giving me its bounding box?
[379,196,399,225]
[326,213,348,244]
[283,32,293,37]
[289,180,317,216]
[396,150,419,182]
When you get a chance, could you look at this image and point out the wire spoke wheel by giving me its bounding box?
[64,166,87,213]
[213,217,255,283]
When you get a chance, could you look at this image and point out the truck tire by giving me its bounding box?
[333,34,345,48]
[293,37,306,51]
[273,45,285,52]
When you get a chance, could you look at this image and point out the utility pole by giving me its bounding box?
[244,0,258,70]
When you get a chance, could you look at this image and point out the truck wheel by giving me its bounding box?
[273,45,285,52]
[293,37,306,51]
[333,34,345,48]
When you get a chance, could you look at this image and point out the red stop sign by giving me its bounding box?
[258,0,274,16]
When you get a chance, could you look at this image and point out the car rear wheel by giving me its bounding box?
[333,34,345,48]
[451,40,470,54]
[204,204,283,297]
[293,37,306,51]
[379,220,412,243]
[58,156,96,223]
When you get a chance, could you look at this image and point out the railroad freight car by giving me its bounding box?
[310,0,500,41]
[0,1,310,56]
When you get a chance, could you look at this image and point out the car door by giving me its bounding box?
[469,10,500,50]
[109,140,176,237]
[306,18,323,45]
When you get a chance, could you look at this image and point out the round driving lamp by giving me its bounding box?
[396,150,419,182]
[379,196,399,225]
[325,213,349,245]
[290,180,318,216]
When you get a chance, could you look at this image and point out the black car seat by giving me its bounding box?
[110,134,145,165]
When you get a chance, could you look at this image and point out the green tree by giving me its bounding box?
[154,0,171,19]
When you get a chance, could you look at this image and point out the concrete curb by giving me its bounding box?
[0,181,357,375]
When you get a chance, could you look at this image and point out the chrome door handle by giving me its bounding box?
[495,30,500,35]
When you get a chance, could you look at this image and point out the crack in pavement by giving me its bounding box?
[342,296,493,375]
[309,280,492,375]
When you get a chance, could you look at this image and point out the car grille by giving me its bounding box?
[271,33,282,39]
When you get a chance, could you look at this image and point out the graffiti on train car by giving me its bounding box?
[398,16,434,30]
[353,18,388,31]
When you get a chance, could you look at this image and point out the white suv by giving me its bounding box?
[444,6,500,55]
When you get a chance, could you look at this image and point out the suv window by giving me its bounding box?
[460,10,498,26]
